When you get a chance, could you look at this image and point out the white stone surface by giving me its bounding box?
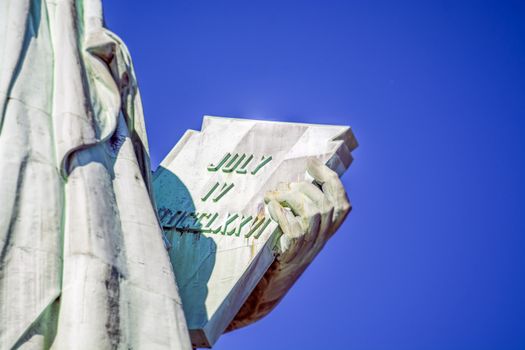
[0,0,357,348]
[153,116,357,348]
[0,1,191,349]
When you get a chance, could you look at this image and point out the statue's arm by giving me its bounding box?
[226,158,351,331]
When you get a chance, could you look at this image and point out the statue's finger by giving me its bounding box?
[323,175,351,231]
[290,181,332,214]
[267,200,307,264]
[306,157,334,184]
[307,158,351,229]
[265,189,318,222]
[289,181,334,251]
[267,199,303,239]
[265,189,321,245]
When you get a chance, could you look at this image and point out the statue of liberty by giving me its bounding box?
[0,1,352,349]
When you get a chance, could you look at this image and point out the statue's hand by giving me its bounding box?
[265,157,351,267]
[226,158,350,332]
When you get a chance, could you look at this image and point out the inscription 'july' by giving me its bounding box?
[207,153,272,175]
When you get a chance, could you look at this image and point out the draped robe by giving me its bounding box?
[0,1,192,348]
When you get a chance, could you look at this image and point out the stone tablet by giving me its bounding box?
[153,116,357,347]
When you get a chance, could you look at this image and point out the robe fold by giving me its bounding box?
[0,1,192,348]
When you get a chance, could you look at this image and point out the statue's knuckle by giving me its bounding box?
[341,201,351,213]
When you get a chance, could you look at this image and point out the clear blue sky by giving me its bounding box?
[104,1,525,349]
